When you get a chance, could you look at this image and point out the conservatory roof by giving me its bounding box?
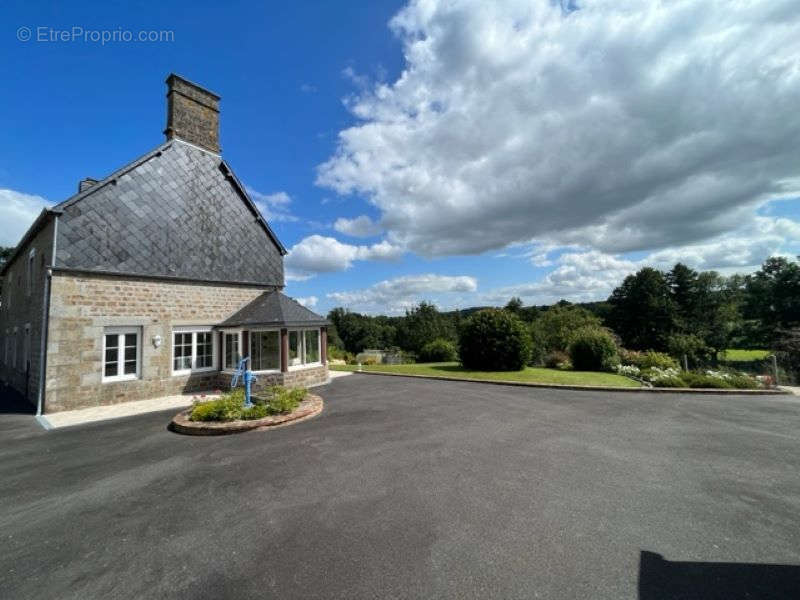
[218,291,328,328]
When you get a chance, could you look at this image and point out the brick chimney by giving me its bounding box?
[163,73,221,154]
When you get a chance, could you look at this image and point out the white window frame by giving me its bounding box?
[171,326,217,376]
[221,329,243,372]
[103,327,141,383]
[288,328,322,371]
[248,328,281,374]
[27,249,35,297]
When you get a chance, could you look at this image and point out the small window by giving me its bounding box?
[27,249,35,297]
[223,331,242,370]
[103,327,141,382]
[172,327,217,375]
[250,330,280,372]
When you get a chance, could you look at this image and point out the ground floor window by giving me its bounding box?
[288,328,321,368]
[223,331,243,370]
[172,327,216,375]
[250,330,280,372]
[103,327,141,382]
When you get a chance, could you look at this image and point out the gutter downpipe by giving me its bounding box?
[35,213,56,425]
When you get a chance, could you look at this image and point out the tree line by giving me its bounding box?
[327,256,800,372]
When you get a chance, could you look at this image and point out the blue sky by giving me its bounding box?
[2,0,799,316]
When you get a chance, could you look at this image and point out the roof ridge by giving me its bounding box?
[52,140,174,211]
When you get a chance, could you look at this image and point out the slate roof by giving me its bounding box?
[219,291,329,328]
[50,139,286,286]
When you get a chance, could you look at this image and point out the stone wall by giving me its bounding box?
[0,218,55,407]
[216,364,329,393]
[45,272,274,413]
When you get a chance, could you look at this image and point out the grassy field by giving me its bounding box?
[330,362,641,387]
[719,349,771,361]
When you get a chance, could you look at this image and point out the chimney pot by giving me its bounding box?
[163,73,221,154]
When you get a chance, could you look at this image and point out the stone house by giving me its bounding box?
[0,74,329,414]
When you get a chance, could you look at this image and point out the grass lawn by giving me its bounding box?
[330,362,641,388]
[719,349,771,361]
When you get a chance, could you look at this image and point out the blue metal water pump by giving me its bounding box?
[230,357,258,407]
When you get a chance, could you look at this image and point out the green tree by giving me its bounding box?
[327,308,396,354]
[530,305,603,353]
[608,267,675,351]
[504,297,524,314]
[458,309,531,371]
[743,256,800,343]
[396,302,454,354]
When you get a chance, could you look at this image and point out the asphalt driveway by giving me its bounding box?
[1,375,799,599]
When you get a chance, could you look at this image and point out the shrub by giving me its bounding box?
[267,386,307,414]
[527,325,547,366]
[241,404,270,420]
[189,392,245,422]
[641,366,681,384]
[529,305,603,353]
[727,375,758,389]
[680,372,732,389]
[621,350,679,371]
[615,364,641,378]
[458,309,532,371]
[568,327,618,372]
[652,376,685,388]
[419,338,458,362]
[189,386,308,421]
[544,350,571,369]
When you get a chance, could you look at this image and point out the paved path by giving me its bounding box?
[1,375,799,599]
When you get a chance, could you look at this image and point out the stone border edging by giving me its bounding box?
[344,370,788,395]
[170,394,324,435]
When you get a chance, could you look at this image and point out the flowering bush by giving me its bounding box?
[615,364,641,377]
[642,366,681,383]
[620,350,679,370]
[636,367,760,389]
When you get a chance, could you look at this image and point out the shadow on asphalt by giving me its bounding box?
[638,550,800,599]
[0,384,35,415]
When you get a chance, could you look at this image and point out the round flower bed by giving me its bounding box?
[171,387,323,435]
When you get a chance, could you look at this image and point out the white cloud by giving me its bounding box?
[0,189,52,247]
[317,0,800,260]
[300,83,318,93]
[285,234,403,279]
[328,273,478,314]
[333,215,382,237]
[294,296,318,309]
[484,215,800,305]
[484,250,639,306]
[245,186,297,223]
